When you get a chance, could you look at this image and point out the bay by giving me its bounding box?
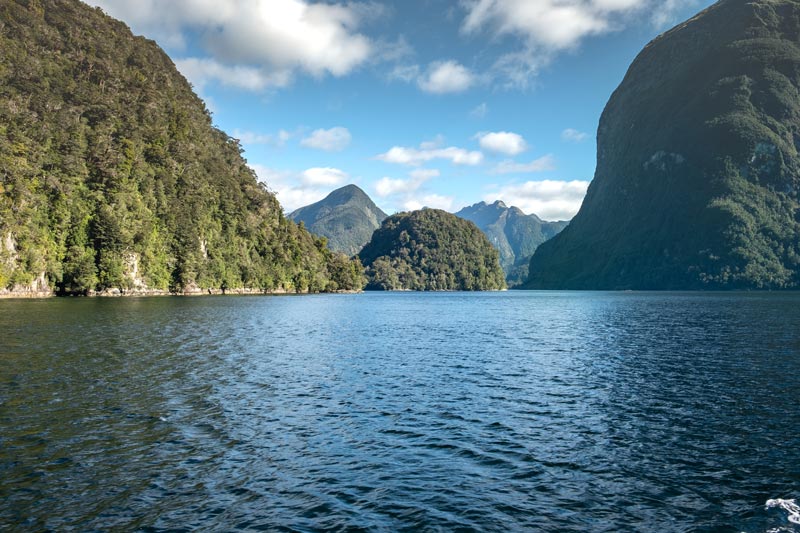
[1,292,799,531]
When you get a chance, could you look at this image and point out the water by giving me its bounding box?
[1,292,799,532]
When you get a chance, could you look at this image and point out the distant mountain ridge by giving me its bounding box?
[456,201,567,286]
[289,185,388,257]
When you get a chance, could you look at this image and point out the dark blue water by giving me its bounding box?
[1,292,799,532]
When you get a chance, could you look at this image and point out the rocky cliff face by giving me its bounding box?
[526,0,800,289]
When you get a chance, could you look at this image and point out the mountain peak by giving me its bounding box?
[289,185,388,257]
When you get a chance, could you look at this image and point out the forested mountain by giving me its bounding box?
[358,209,506,291]
[526,0,800,290]
[456,201,567,286]
[289,185,387,257]
[0,0,363,295]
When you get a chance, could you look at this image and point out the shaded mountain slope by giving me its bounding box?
[526,0,800,289]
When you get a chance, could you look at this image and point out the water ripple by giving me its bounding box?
[1,292,799,531]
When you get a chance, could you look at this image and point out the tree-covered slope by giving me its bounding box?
[289,184,388,257]
[456,200,567,286]
[526,0,800,290]
[358,209,506,291]
[0,0,363,295]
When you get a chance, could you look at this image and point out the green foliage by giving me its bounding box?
[289,184,388,257]
[526,0,800,290]
[0,0,361,294]
[455,201,567,286]
[359,209,506,291]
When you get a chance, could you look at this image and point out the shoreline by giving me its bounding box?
[0,288,362,299]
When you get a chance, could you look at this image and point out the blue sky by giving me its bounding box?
[87,0,714,220]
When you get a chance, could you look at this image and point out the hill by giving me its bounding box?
[0,0,363,295]
[526,0,800,290]
[289,185,388,257]
[358,209,506,291]
[455,201,567,286]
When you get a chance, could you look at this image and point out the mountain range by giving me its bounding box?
[455,201,567,286]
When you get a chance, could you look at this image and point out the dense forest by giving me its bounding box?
[526,0,800,290]
[0,0,364,295]
[359,209,506,291]
[289,185,387,257]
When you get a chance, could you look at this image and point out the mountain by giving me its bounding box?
[456,201,567,286]
[0,0,363,295]
[289,185,388,257]
[526,0,800,290]
[358,209,506,291]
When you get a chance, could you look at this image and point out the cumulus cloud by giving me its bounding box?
[373,169,447,212]
[476,131,528,156]
[376,143,483,166]
[251,164,348,212]
[301,167,349,186]
[417,61,475,94]
[374,169,439,198]
[389,60,476,94]
[491,154,556,174]
[561,128,589,142]
[460,0,696,88]
[233,128,291,146]
[300,127,352,152]
[484,179,589,220]
[88,0,375,91]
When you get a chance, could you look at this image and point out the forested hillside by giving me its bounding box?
[526,0,800,289]
[359,209,506,291]
[0,0,363,295]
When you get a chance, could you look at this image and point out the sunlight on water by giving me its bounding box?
[1,292,799,531]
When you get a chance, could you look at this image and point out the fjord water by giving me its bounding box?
[1,292,799,532]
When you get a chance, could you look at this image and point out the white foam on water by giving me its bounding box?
[766,499,800,525]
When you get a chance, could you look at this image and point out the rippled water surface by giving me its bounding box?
[2,292,800,531]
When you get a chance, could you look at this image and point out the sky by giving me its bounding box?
[85,0,714,220]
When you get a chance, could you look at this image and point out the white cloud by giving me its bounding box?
[300,127,352,152]
[418,60,475,94]
[477,131,528,156]
[250,164,349,212]
[389,60,476,94]
[301,167,349,186]
[460,0,696,88]
[561,128,589,142]
[175,57,290,91]
[491,154,556,174]
[470,102,489,118]
[233,128,291,146]
[403,194,454,212]
[484,179,589,220]
[88,0,374,91]
[376,144,483,166]
[374,169,439,198]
